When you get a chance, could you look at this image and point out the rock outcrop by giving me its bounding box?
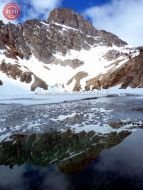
[67,71,88,91]
[0,60,48,91]
[86,52,143,90]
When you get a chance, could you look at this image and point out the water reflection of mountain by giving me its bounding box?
[0,129,130,172]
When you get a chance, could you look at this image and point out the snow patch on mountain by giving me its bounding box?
[0,43,142,99]
[0,72,32,96]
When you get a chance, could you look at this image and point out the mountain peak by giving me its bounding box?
[47,8,96,35]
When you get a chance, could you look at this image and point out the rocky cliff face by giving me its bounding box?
[0,9,127,59]
[86,50,143,90]
[0,8,142,94]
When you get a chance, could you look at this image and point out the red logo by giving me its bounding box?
[3,3,20,20]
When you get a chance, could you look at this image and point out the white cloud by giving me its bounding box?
[84,0,143,46]
[30,0,61,11]
[22,0,62,21]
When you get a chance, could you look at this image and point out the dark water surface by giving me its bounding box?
[0,129,143,190]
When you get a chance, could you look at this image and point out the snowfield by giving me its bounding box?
[0,43,143,104]
[0,72,32,96]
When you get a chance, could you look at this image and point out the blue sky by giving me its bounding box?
[0,0,143,46]
[8,0,111,22]
[61,0,111,12]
